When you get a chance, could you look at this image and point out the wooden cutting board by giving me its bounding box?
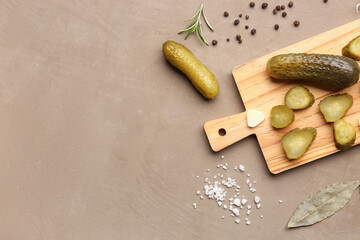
[204,19,360,174]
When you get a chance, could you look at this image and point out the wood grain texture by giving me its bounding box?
[204,19,360,174]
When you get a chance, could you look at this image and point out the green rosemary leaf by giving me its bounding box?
[198,21,209,45]
[201,8,214,31]
[185,3,203,22]
[185,28,195,40]
[178,2,214,45]
[178,21,197,34]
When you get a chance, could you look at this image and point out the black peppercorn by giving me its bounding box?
[249,2,255,7]
[227,38,230,42]
[323,0,328,3]
[212,40,218,46]
[238,39,242,44]
[273,9,278,14]
[274,24,279,30]
[288,1,294,7]
[276,5,281,11]
[239,14,243,18]
[262,3,268,9]
[294,20,300,27]
[282,12,287,17]
[245,25,249,29]
[251,29,256,35]
[281,5,285,10]
[234,19,240,25]
[236,34,242,41]
[224,11,229,17]
[245,15,249,19]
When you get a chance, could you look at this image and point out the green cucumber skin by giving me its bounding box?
[267,54,360,90]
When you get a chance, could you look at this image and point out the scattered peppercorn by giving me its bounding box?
[282,12,287,17]
[251,29,256,35]
[273,9,278,14]
[276,5,281,11]
[245,25,249,29]
[250,2,255,8]
[262,3,268,9]
[238,39,243,44]
[239,14,243,18]
[294,20,300,27]
[274,24,279,30]
[227,38,230,42]
[212,40,218,46]
[288,1,294,7]
[234,19,240,25]
[236,34,242,41]
[281,5,285,10]
[224,11,229,17]
[245,15,249,19]
[323,0,328,3]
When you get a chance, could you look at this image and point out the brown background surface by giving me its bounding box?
[0,0,359,239]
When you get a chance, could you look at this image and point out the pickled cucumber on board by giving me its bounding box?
[162,40,219,99]
[333,119,356,151]
[318,93,353,123]
[270,105,295,128]
[266,53,359,90]
[342,35,360,61]
[285,86,315,110]
[282,127,317,159]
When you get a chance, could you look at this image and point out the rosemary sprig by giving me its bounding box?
[178,3,214,45]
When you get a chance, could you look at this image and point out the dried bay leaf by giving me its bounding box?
[288,181,360,228]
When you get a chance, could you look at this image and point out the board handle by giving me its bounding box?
[204,112,255,152]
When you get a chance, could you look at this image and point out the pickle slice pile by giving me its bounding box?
[319,93,353,123]
[285,85,315,110]
[342,35,360,61]
[270,105,295,128]
[333,119,356,151]
[281,128,317,160]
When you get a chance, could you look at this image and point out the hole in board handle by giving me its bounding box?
[218,128,226,136]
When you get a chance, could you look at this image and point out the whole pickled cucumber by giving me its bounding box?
[162,40,219,99]
[266,53,360,90]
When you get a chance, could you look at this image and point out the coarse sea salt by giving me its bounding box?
[194,161,264,225]
[232,208,240,216]
[239,165,245,172]
[233,198,241,206]
[222,178,237,188]
[204,182,227,202]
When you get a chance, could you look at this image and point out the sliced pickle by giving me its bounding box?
[282,127,317,160]
[319,93,353,123]
[333,119,356,151]
[285,85,315,110]
[342,35,360,61]
[270,105,295,128]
